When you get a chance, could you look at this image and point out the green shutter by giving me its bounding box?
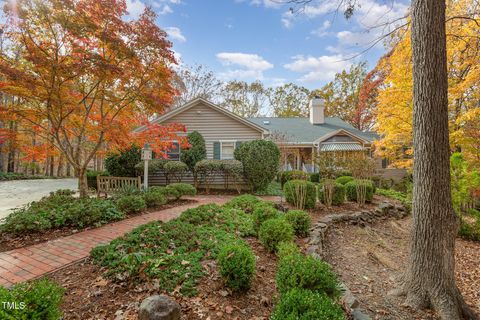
[235,141,242,149]
[213,142,221,159]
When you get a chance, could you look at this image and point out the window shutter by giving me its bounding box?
[235,141,242,149]
[213,142,221,159]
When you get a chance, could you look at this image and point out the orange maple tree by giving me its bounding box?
[0,0,188,196]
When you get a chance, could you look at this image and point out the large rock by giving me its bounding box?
[138,295,181,320]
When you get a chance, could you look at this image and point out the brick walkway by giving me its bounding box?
[0,195,232,287]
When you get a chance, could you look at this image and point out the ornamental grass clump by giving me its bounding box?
[217,240,256,291]
[258,218,294,252]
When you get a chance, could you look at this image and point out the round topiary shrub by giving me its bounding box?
[217,240,256,291]
[258,218,294,252]
[270,288,345,320]
[234,140,280,191]
[142,190,168,207]
[252,203,281,233]
[165,183,196,200]
[276,241,301,259]
[276,253,340,297]
[318,183,346,206]
[280,170,309,187]
[345,180,375,202]
[164,161,188,182]
[115,195,146,214]
[283,180,317,209]
[284,210,311,237]
[224,194,261,214]
[335,175,354,185]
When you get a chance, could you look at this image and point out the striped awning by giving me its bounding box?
[319,143,366,152]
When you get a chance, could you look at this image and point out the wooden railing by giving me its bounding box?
[96,176,142,196]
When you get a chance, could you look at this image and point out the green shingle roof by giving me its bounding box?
[247,117,379,144]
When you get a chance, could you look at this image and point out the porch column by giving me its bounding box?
[312,147,315,172]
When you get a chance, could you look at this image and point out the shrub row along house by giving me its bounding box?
[134,97,405,187]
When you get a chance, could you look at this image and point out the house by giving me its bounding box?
[135,97,405,181]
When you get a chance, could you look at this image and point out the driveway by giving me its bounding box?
[0,178,78,219]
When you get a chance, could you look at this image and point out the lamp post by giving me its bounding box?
[141,143,152,190]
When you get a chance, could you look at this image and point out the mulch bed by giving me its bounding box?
[0,199,196,253]
[48,237,279,320]
[323,216,480,319]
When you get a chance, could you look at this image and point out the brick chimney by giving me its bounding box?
[309,97,324,124]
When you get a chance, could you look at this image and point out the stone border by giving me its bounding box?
[306,200,408,320]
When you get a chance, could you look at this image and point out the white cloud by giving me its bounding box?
[216,52,274,80]
[284,54,351,82]
[125,0,146,19]
[311,20,331,37]
[281,11,294,28]
[165,27,187,42]
[159,4,173,15]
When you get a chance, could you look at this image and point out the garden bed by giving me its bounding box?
[0,199,196,253]
[323,217,480,319]
[47,236,279,319]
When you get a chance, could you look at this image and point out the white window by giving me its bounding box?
[221,141,235,160]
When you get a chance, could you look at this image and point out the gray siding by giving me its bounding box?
[161,102,263,159]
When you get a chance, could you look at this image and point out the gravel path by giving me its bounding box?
[0,179,78,219]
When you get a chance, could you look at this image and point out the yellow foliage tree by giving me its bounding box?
[375,0,480,169]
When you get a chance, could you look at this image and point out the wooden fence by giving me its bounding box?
[97,176,142,196]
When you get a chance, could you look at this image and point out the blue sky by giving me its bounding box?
[128,0,410,89]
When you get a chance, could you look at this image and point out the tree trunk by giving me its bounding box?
[78,166,88,198]
[399,1,478,319]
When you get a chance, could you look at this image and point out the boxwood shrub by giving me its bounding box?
[142,189,168,207]
[164,161,188,182]
[309,172,320,183]
[165,183,197,200]
[335,175,354,185]
[280,170,310,187]
[0,278,64,320]
[270,288,345,320]
[284,210,312,237]
[252,203,281,233]
[345,180,375,202]
[115,195,147,214]
[217,240,256,291]
[276,241,301,259]
[318,183,346,206]
[283,180,317,209]
[258,218,294,252]
[276,253,340,297]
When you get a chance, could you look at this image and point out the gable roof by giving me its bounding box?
[134,98,268,134]
[247,117,379,144]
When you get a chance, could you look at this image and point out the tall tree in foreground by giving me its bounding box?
[399,1,476,318]
[0,0,187,196]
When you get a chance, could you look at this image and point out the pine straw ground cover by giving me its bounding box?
[322,217,480,319]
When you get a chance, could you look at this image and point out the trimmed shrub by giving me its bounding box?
[258,218,294,252]
[276,254,340,297]
[335,169,352,177]
[222,159,244,192]
[166,183,196,200]
[116,195,146,214]
[105,145,141,177]
[224,194,261,214]
[345,180,375,202]
[61,198,124,228]
[285,210,311,237]
[180,131,207,173]
[277,241,301,259]
[280,170,309,187]
[143,190,168,207]
[164,161,188,182]
[135,158,167,174]
[270,288,345,320]
[178,204,224,225]
[310,172,320,183]
[252,203,281,233]
[0,278,65,320]
[194,159,223,193]
[318,183,346,206]
[335,175,354,185]
[234,140,280,191]
[284,180,317,209]
[217,240,256,291]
